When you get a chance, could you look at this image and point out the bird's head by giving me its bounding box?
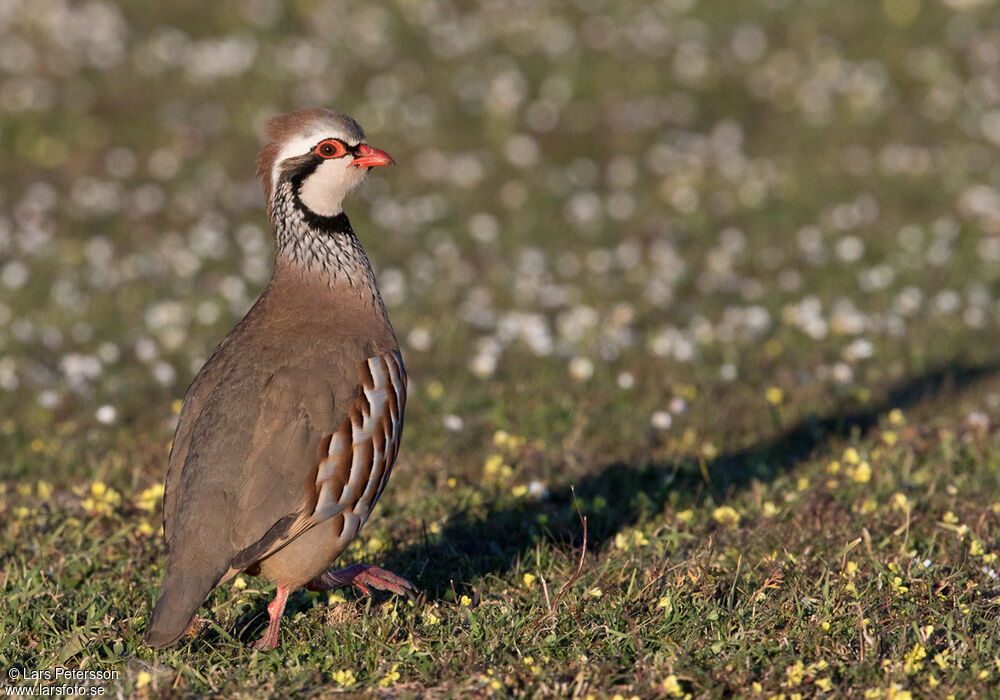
[256,108,394,221]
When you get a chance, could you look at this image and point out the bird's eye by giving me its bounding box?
[315,140,346,159]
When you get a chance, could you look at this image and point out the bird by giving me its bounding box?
[145,107,416,650]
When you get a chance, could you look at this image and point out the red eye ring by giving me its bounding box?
[314,139,347,159]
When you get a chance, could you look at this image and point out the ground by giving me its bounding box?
[3,0,1000,697]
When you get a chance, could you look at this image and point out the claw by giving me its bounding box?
[307,563,417,600]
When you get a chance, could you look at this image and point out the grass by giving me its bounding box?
[4,0,1000,697]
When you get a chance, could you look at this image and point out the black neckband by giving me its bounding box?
[288,163,355,236]
[296,205,353,236]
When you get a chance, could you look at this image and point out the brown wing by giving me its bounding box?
[312,350,407,549]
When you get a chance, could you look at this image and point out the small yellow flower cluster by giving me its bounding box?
[136,483,164,512]
[843,561,859,595]
[378,664,400,687]
[765,386,784,406]
[613,529,650,551]
[366,535,389,554]
[492,429,525,452]
[903,643,926,674]
[851,461,873,483]
[425,380,444,400]
[135,671,152,689]
[781,660,831,692]
[332,668,356,687]
[662,675,685,698]
[81,482,121,516]
[522,573,536,589]
[521,655,541,675]
[483,454,514,480]
[423,609,441,625]
[459,594,472,607]
[712,505,740,528]
[785,661,805,686]
[37,480,53,500]
[864,686,914,700]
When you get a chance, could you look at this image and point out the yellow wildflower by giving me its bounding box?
[766,387,784,405]
[135,671,152,689]
[712,505,740,528]
[785,661,804,687]
[484,454,503,475]
[426,380,444,400]
[848,461,871,483]
[663,675,684,698]
[332,669,356,687]
[522,573,536,588]
[37,480,53,500]
[843,447,860,465]
[886,686,912,700]
[903,644,926,674]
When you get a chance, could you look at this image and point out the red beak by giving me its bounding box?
[351,144,394,168]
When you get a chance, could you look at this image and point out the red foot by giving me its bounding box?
[249,584,289,650]
[307,563,417,599]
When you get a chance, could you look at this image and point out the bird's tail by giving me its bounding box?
[145,564,221,648]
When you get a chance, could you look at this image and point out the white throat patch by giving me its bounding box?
[296,158,368,217]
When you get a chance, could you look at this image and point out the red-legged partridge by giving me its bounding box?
[145,108,415,650]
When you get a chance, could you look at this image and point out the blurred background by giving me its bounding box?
[6,0,1000,692]
[3,0,1000,526]
[3,0,1000,469]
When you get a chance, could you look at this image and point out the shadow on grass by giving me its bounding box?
[386,360,1000,596]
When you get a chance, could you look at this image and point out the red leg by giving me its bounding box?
[307,563,417,599]
[250,584,289,650]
